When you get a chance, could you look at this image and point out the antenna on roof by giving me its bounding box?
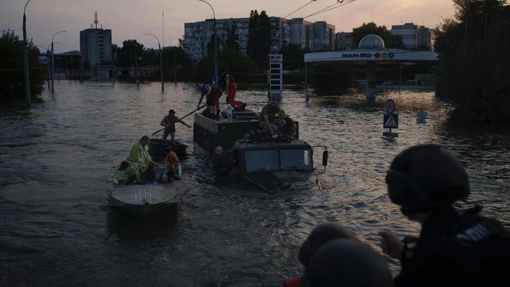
[94,11,99,29]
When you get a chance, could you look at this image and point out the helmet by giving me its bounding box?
[386,144,469,214]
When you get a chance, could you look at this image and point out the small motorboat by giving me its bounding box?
[106,180,182,219]
[148,138,188,157]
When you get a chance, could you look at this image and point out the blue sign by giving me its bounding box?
[383,114,399,129]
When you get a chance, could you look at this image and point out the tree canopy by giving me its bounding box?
[0,30,45,104]
[352,22,404,49]
[433,0,510,124]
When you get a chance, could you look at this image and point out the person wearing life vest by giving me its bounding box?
[219,71,237,106]
[379,144,510,287]
[197,83,223,118]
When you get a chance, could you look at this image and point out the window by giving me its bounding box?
[280,149,312,171]
[244,150,279,173]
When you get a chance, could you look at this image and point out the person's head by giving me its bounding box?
[269,93,279,106]
[140,135,150,147]
[119,161,130,170]
[168,109,175,116]
[299,223,358,267]
[304,239,394,287]
[386,144,469,220]
[215,146,223,155]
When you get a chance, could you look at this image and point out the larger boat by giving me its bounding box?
[193,109,328,193]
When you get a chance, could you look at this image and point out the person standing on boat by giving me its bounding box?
[126,136,160,184]
[160,109,191,143]
[197,83,223,118]
[259,94,286,138]
[219,71,237,106]
[160,146,181,182]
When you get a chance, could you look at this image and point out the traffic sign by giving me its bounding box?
[385,99,396,114]
[383,114,399,129]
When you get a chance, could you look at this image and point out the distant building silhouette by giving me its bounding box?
[80,11,112,66]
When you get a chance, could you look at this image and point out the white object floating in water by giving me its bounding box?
[416,110,427,119]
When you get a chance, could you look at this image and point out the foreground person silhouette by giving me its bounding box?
[283,223,361,287]
[379,144,510,287]
[303,239,394,287]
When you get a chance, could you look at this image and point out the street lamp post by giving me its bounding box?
[46,43,54,89]
[22,0,32,106]
[51,30,66,92]
[145,33,165,92]
[198,0,218,84]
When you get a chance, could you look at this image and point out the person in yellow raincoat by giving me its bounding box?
[126,135,160,184]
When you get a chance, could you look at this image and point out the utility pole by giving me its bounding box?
[135,51,139,87]
[144,33,164,92]
[198,0,218,84]
[22,0,32,106]
[51,30,66,92]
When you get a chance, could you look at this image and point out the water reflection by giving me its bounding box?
[105,205,179,243]
[0,82,508,286]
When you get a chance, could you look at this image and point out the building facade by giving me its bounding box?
[288,18,314,50]
[312,21,335,50]
[335,32,355,50]
[80,28,112,65]
[391,22,431,49]
[184,16,335,61]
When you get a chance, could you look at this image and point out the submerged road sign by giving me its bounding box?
[383,114,399,129]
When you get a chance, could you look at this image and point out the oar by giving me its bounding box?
[151,105,207,136]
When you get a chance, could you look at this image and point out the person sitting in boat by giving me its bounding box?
[126,135,160,184]
[259,94,286,138]
[197,83,223,119]
[159,146,182,182]
[160,109,191,143]
[211,145,234,177]
[112,161,138,186]
[280,109,297,139]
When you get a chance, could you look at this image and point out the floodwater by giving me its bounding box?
[0,82,509,287]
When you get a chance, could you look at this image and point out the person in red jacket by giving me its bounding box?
[220,71,237,106]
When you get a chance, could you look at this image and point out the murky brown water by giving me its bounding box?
[0,82,509,287]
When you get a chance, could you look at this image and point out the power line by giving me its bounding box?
[283,0,317,19]
[304,0,358,19]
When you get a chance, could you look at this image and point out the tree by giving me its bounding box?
[0,30,45,104]
[225,22,240,50]
[433,0,510,124]
[352,22,404,49]
[246,10,271,68]
[195,46,259,84]
[114,39,144,67]
[279,44,304,70]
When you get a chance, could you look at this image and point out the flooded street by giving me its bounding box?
[1,81,509,287]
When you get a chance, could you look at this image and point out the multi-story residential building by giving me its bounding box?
[312,21,335,50]
[335,32,355,50]
[185,16,335,60]
[288,18,314,50]
[79,12,112,65]
[418,26,432,49]
[391,22,432,49]
[184,17,250,62]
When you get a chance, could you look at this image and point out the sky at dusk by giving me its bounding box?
[1,0,456,53]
